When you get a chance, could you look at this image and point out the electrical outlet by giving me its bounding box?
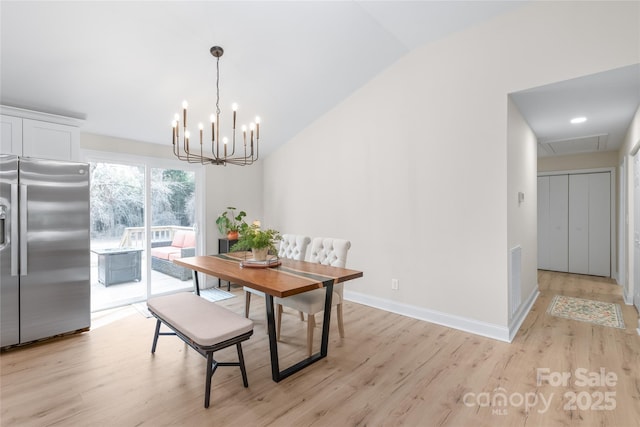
[391,278,399,290]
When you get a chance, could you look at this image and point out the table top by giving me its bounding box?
[174,253,363,298]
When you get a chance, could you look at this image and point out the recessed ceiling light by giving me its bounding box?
[570,117,587,124]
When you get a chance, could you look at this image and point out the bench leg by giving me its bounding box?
[205,352,214,408]
[237,343,249,387]
[151,319,161,353]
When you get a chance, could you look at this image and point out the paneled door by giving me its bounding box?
[587,173,611,276]
[538,171,610,277]
[568,174,590,274]
[538,175,568,272]
[568,172,610,276]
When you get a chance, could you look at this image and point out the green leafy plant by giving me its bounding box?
[215,207,247,235]
[231,224,281,252]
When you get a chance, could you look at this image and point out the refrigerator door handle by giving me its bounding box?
[0,205,6,246]
[10,184,19,276]
[19,184,27,276]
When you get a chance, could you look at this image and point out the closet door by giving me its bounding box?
[548,175,569,271]
[569,174,590,274]
[588,173,610,276]
[537,176,550,270]
[538,175,568,272]
[568,172,611,276]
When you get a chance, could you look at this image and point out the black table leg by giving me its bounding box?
[266,280,335,382]
[264,294,281,381]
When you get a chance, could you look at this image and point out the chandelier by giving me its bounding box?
[172,46,260,166]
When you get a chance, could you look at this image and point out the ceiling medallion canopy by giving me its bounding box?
[172,46,260,166]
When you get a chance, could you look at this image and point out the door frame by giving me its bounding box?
[630,143,640,311]
[538,167,616,279]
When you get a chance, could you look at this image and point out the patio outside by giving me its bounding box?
[89,162,196,312]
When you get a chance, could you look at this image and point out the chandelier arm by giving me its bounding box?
[254,138,259,162]
[230,132,236,157]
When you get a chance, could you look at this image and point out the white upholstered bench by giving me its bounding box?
[147,292,254,408]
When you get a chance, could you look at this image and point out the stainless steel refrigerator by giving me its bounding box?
[0,155,90,347]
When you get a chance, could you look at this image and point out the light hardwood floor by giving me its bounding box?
[1,271,639,426]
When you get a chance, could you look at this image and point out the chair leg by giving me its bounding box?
[307,314,315,357]
[337,303,345,338]
[276,304,283,341]
[244,292,251,318]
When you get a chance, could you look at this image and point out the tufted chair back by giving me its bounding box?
[308,237,351,268]
[275,236,352,356]
[278,234,311,261]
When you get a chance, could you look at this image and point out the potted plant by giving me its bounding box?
[231,224,281,261]
[215,207,247,240]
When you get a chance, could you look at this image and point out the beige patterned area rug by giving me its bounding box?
[547,295,625,329]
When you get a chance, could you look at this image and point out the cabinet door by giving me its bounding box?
[569,174,589,274]
[22,119,79,161]
[0,115,23,155]
[548,175,569,272]
[588,173,610,276]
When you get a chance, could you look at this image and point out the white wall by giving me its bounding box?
[506,97,539,335]
[263,1,640,341]
[619,106,640,303]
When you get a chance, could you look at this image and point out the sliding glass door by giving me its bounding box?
[88,156,202,312]
[149,167,196,296]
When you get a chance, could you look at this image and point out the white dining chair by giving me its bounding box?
[244,234,311,318]
[275,237,351,356]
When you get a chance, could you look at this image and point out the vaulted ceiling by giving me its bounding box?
[1,1,638,158]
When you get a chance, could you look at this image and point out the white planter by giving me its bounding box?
[252,247,269,261]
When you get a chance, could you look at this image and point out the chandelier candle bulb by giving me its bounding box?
[172,121,177,145]
[232,103,238,130]
[214,114,216,142]
[255,117,260,139]
[182,101,188,128]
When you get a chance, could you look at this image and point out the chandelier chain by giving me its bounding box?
[215,56,221,116]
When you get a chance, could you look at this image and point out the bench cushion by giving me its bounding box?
[147,293,253,347]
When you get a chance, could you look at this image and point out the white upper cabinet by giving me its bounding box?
[0,106,83,161]
[1,114,23,155]
[22,119,80,160]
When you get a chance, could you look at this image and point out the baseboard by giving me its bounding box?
[508,286,539,342]
[623,291,634,305]
[343,290,511,343]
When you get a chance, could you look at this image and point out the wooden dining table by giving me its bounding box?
[173,253,363,382]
